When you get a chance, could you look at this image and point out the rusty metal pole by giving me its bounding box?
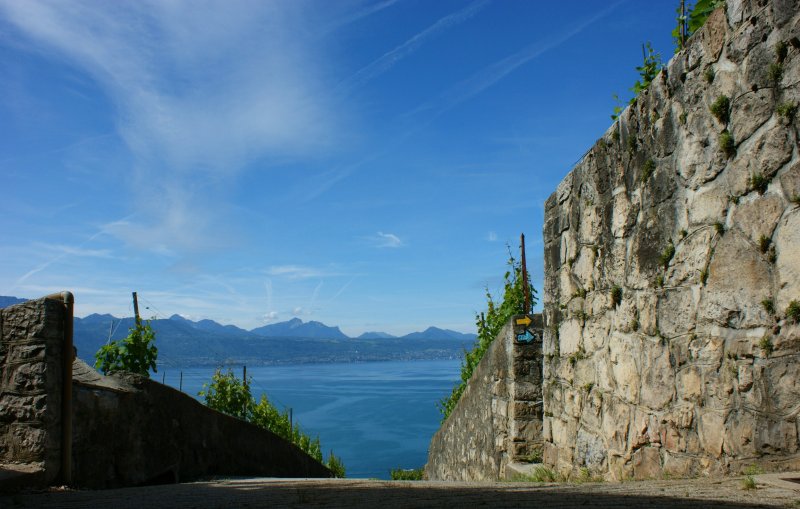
[520,233,529,315]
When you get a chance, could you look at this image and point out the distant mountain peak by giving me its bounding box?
[250,318,348,339]
[357,331,396,340]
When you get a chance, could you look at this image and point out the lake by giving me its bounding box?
[155,359,461,479]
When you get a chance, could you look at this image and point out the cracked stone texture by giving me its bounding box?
[0,298,65,486]
[542,0,800,480]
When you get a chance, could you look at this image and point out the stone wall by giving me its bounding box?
[0,297,66,486]
[542,0,800,479]
[0,296,330,490]
[425,316,543,481]
[70,360,331,488]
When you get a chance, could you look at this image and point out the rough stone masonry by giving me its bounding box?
[542,0,800,479]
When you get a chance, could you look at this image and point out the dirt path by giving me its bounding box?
[2,475,799,508]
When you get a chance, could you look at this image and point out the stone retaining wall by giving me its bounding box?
[0,296,330,490]
[425,316,543,480]
[542,0,800,479]
[0,297,65,485]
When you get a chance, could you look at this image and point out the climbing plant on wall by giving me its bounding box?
[612,0,725,120]
[438,248,537,421]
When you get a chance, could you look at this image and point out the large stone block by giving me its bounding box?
[699,232,774,328]
[609,332,641,404]
[632,446,662,479]
[774,209,800,310]
[639,339,675,410]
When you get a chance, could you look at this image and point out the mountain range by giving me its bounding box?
[1,296,476,366]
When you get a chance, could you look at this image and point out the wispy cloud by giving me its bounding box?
[373,232,403,248]
[267,265,340,280]
[406,1,623,121]
[322,0,401,36]
[338,0,488,93]
[487,231,498,242]
[0,0,343,252]
[37,243,113,259]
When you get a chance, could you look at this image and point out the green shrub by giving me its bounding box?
[744,464,765,476]
[749,173,769,194]
[641,159,656,182]
[776,41,788,62]
[719,130,735,158]
[776,101,798,120]
[200,368,252,420]
[94,320,157,376]
[438,250,537,421]
[714,222,725,235]
[761,298,775,315]
[769,63,783,85]
[758,235,772,253]
[200,369,339,472]
[327,452,346,478]
[787,300,800,324]
[626,134,638,153]
[631,42,662,98]
[759,335,774,357]
[611,285,623,308]
[709,95,730,123]
[704,67,715,83]
[390,468,424,480]
[741,475,757,490]
[688,0,725,34]
[660,242,676,270]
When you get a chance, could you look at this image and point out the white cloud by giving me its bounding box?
[263,310,279,322]
[374,232,403,248]
[267,265,338,280]
[0,0,344,252]
[487,231,498,242]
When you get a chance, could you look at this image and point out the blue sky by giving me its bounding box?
[0,0,677,336]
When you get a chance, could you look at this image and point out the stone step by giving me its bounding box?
[504,461,545,481]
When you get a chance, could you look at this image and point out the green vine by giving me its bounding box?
[94,320,158,376]
[437,251,537,421]
[200,368,345,477]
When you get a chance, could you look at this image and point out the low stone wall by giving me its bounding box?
[0,296,330,490]
[71,360,330,488]
[542,0,800,479]
[0,297,65,486]
[425,316,543,481]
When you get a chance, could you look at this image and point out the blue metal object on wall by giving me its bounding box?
[515,329,536,343]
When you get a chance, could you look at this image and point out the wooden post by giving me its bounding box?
[132,291,141,325]
[520,233,529,315]
[179,371,183,392]
[681,0,687,47]
[243,365,248,418]
[289,408,293,431]
[162,371,166,384]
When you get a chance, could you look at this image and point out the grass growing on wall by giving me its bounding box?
[437,249,537,421]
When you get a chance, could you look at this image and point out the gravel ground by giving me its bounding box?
[2,475,799,508]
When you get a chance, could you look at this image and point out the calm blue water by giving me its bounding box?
[154,359,460,479]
